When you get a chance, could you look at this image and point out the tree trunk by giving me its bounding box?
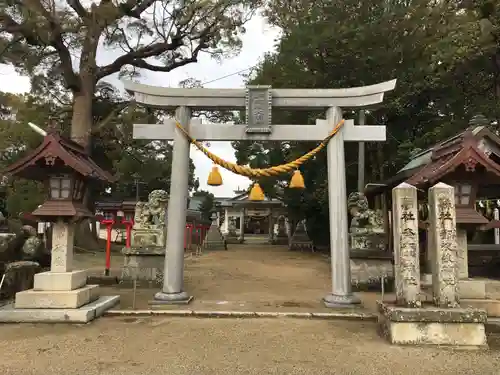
[71,75,99,250]
[71,87,94,150]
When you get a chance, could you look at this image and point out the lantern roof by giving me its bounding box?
[3,131,115,182]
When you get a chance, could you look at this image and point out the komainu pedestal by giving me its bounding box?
[377,183,487,349]
[122,190,168,283]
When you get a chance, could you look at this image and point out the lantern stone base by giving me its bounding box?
[0,296,120,323]
[33,270,87,291]
[377,301,488,348]
[121,246,165,284]
[0,269,119,323]
[15,284,99,309]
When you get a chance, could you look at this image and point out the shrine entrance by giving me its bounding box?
[217,189,285,244]
[245,215,269,235]
[124,79,396,307]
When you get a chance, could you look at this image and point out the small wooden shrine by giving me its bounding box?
[366,115,500,248]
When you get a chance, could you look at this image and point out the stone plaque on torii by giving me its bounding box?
[124,79,396,306]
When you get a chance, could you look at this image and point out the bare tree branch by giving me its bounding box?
[96,36,184,79]
[0,1,80,90]
[122,0,157,18]
[65,0,89,18]
[93,102,129,133]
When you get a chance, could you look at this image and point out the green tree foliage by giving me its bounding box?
[0,0,262,149]
[192,190,215,221]
[0,88,198,218]
[232,0,497,244]
[0,92,50,216]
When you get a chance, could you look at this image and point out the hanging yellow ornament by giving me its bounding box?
[249,183,265,201]
[289,170,305,189]
[207,165,223,186]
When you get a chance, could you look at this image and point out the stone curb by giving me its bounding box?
[104,309,378,321]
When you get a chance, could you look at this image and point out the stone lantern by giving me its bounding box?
[0,130,119,323]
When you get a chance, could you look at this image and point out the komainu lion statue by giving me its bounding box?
[133,190,169,228]
[347,192,384,233]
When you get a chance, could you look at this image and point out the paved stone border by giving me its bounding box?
[104,309,378,321]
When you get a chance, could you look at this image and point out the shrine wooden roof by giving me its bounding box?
[216,190,283,207]
[366,125,500,195]
[3,132,115,182]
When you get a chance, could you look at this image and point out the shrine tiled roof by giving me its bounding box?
[365,124,500,195]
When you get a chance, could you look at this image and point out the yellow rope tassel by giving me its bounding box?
[289,170,305,189]
[249,183,265,201]
[174,119,344,181]
[207,165,223,186]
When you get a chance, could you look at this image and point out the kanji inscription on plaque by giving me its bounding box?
[245,85,272,134]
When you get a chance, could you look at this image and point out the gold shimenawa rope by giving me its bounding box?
[174,119,345,178]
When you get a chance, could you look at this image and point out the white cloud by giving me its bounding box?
[0,15,281,198]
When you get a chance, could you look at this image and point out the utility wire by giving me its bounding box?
[200,66,255,86]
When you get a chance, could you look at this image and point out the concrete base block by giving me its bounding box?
[34,270,87,291]
[0,295,120,323]
[486,280,500,300]
[15,285,99,309]
[377,301,488,348]
[458,279,500,301]
[458,279,487,299]
[461,299,500,317]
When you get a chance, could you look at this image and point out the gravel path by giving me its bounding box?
[1,317,499,375]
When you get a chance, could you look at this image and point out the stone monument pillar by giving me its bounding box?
[392,183,421,307]
[428,182,459,308]
[377,182,487,348]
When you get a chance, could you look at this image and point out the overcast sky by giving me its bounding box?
[0,15,281,198]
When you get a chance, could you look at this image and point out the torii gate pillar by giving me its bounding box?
[125,80,396,307]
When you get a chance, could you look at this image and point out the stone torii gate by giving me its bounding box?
[124,80,396,307]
